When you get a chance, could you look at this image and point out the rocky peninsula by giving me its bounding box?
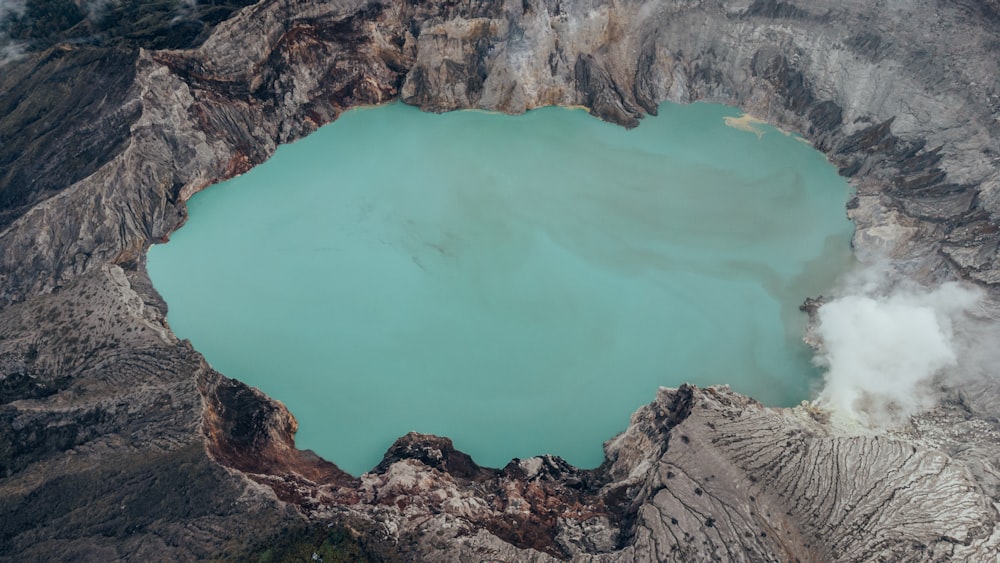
[1,0,999,560]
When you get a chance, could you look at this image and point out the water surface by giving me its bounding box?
[148,102,854,475]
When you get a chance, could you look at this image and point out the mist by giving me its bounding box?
[812,264,985,426]
[0,0,24,19]
[0,0,25,66]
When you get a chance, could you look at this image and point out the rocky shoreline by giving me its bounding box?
[2,0,1000,560]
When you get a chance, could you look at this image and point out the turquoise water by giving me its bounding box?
[147,102,854,476]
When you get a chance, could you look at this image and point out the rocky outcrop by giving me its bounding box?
[2,0,1000,560]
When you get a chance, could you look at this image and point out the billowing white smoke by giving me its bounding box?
[812,267,983,426]
[0,0,23,19]
[0,0,26,66]
[0,41,24,64]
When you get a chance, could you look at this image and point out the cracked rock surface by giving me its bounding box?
[2,0,1000,560]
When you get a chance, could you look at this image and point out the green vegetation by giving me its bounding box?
[0,0,257,51]
[2,0,85,44]
[229,522,400,563]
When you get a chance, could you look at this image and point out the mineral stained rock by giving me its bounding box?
[2,0,1000,560]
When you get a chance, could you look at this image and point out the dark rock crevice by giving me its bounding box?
[574,54,642,128]
[200,368,359,494]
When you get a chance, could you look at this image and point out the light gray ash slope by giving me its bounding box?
[1,0,1000,560]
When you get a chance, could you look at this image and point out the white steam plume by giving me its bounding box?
[0,0,24,19]
[0,0,26,67]
[0,41,25,65]
[812,265,984,426]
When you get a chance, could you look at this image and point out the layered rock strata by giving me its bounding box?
[2,0,1000,560]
